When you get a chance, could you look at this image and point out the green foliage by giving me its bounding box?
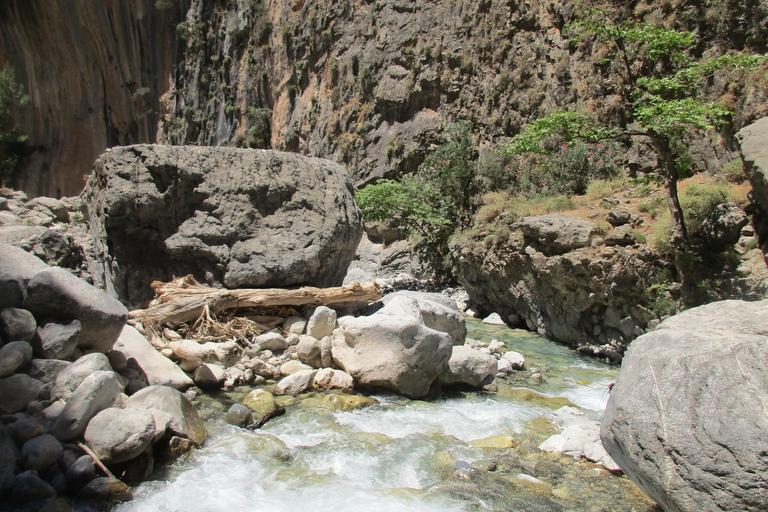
[241,107,271,149]
[0,65,29,186]
[474,190,577,227]
[418,121,482,228]
[503,111,620,156]
[719,158,746,183]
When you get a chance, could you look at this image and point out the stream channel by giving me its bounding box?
[115,319,657,512]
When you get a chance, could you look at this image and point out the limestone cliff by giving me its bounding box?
[2,0,767,197]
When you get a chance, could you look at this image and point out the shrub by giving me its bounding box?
[583,175,631,201]
[0,64,29,186]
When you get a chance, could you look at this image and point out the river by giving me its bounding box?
[114,319,656,512]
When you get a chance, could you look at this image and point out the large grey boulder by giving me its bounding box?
[0,308,37,342]
[0,243,49,309]
[381,291,467,345]
[439,346,498,388]
[50,371,123,441]
[333,300,453,398]
[84,145,363,307]
[31,319,81,359]
[84,408,156,464]
[125,385,206,446]
[112,325,193,391]
[738,117,768,212]
[51,352,112,401]
[516,214,596,255]
[22,267,128,353]
[601,299,768,512]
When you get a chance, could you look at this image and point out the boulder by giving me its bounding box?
[24,358,71,385]
[333,303,453,398]
[50,371,123,441]
[296,335,322,368]
[439,346,498,388]
[31,319,81,359]
[78,477,132,503]
[224,404,253,428]
[306,306,337,339]
[0,308,37,342]
[84,408,156,464]
[280,360,313,376]
[738,117,768,212]
[20,434,63,471]
[503,351,526,370]
[700,202,749,248]
[601,299,768,512]
[125,385,206,446]
[65,455,98,491]
[516,214,596,255]
[85,145,362,307]
[274,370,316,395]
[605,209,632,227]
[312,368,354,394]
[282,316,307,335]
[7,471,57,505]
[112,325,193,390]
[242,389,278,416]
[0,342,31,378]
[253,332,288,352]
[22,267,128,353]
[481,312,505,325]
[167,339,241,370]
[380,291,467,345]
[51,352,112,401]
[193,363,226,388]
[0,243,49,309]
[0,374,45,414]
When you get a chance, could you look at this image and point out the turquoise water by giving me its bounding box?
[115,319,655,512]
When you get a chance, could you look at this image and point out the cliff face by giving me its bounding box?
[0,0,183,197]
[2,0,768,197]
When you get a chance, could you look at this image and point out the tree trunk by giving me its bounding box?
[130,275,383,327]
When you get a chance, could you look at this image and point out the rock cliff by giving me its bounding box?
[3,0,767,197]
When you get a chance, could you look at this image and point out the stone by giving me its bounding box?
[320,394,378,411]
[66,455,97,491]
[51,352,112,401]
[21,434,63,471]
[481,313,506,325]
[7,470,57,505]
[50,370,123,441]
[253,332,288,352]
[31,319,81,359]
[86,145,363,307]
[0,374,45,414]
[0,341,29,377]
[700,202,749,248]
[381,291,467,345]
[312,368,354,393]
[0,243,49,291]
[605,209,632,226]
[296,335,322,368]
[306,306,337,340]
[439,346,498,388]
[8,418,46,444]
[516,214,596,255]
[503,351,526,370]
[242,389,278,417]
[193,363,226,388]
[25,358,71,385]
[333,303,453,398]
[282,316,307,335]
[125,385,206,446]
[601,299,768,512]
[84,407,156,464]
[167,338,241,369]
[22,267,128,353]
[487,340,505,355]
[112,325,193,390]
[243,357,280,380]
[224,403,253,428]
[0,308,37,342]
[78,477,132,503]
[738,117,768,213]
[280,359,313,376]
[274,369,316,395]
[319,335,333,368]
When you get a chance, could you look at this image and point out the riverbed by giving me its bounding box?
[114,320,657,512]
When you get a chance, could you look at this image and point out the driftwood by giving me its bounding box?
[129,275,382,327]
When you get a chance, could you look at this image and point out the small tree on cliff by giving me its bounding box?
[505,9,763,299]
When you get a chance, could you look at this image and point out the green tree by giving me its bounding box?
[0,64,29,186]
[507,11,763,246]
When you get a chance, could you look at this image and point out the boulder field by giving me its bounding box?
[601,299,768,512]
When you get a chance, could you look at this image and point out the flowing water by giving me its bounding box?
[114,320,657,512]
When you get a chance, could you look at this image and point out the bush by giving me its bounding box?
[583,175,631,200]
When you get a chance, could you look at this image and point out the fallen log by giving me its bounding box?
[129,275,382,327]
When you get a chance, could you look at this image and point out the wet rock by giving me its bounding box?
[31,319,81,359]
[602,299,768,512]
[111,325,192,390]
[320,394,378,411]
[77,476,132,503]
[242,389,278,416]
[224,404,253,428]
[0,374,45,414]
[440,346,498,388]
[21,434,63,471]
[50,370,123,441]
[23,267,128,353]
[84,407,155,464]
[125,385,206,446]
